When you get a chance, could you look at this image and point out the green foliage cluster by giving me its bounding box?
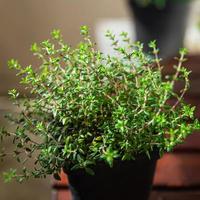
[0,26,200,182]
[134,0,189,8]
[134,0,166,7]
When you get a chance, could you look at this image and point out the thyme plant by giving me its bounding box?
[0,26,199,182]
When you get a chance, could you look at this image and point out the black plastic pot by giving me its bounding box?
[128,0,190,58]
[67,151,159,200]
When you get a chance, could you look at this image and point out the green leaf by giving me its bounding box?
[80,25,89,36]
[3,169,17,183]
[30,43,39,53]
[85,167,94,175]
[51,29,61,40]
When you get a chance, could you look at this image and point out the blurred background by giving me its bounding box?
[0,0,200,200]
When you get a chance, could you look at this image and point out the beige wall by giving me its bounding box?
[0,0,130,95]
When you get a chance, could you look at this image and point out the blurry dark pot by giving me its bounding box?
[128,0,190,58]
[67,150,159,200]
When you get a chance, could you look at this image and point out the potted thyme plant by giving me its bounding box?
[0,26,200,200]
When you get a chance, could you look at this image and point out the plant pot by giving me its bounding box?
[128,0,190,58]
[67,150,159,200]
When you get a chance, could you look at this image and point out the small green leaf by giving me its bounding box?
[51,29,61,40]
[3,169,17,183]
[80,25,89,36]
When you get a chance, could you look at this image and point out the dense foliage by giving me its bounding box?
[0,26,200,182]
[134,0,189,8]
